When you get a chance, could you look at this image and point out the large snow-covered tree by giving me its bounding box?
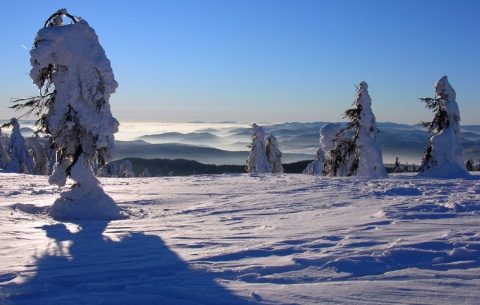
[6,118,34,174]
[246,123,270,174]
[10,9,122,219]
[324,82,387,178]
[418,76,469,178]
[265,134,284,174]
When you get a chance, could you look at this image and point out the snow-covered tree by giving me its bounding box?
[465,159,475,171]
[303,127,328,175]
[303,147,326,175]
[44,136,56,175]
[246,123,270,174]
[6,118,34,174]
[418,76,469,178]
[0,128,10,169]
[324,82,387,178]
[265,134,284,173]
[26,132,49,175]
[138,168,152,177]
[321,123,349,176]
[97,162,118,178]
[10,9,121,219]
[119,160,135,177]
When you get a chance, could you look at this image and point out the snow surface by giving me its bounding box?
[419,76,469,178]
[1,172,480,304]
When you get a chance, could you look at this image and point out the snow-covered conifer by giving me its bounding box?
[418,76,469,178]
[324,82,387,178]
[11,9,122,219]
[44,136,56,175]
[138,168,152,177]
[320,123,342,153]
[303,147,326,175]
[26,132,49,175]
[303,127,328,175]
[465,159,475,171]
[6,118,34,174]
[0,128,10,169]
[321,123,348,176]
[246,123,270,174]
[265,134,284,173]
[120,160,135,178]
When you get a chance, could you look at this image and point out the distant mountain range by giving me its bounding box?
[2,120,479,166]
[115,122,480,166]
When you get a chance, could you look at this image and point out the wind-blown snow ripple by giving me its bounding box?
[1,172,480,304]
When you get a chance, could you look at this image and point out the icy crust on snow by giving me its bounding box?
[354,82,388,178]
[1,173,480,304]
[30,18,119,183]
[419,76,469,178]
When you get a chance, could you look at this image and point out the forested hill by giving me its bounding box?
[112,158,312,177]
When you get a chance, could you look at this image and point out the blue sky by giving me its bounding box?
[1,0,479,124]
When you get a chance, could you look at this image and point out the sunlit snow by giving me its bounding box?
[1,172,480,304]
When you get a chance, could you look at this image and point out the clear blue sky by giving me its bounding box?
[1,0,479,124]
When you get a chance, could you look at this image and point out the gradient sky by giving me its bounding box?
[1,0,479,124]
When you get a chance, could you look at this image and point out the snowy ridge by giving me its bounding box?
[1,172,480,304]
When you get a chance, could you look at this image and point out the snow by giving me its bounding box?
[418,76,469,178]
[265,134,283,174]
[28,13,121,220]
[354,81,388,178]
[1,171,480,304]
[5,118,34,174]
[246,124,270,174]
[49,155,122,221]
[319,123,341,153]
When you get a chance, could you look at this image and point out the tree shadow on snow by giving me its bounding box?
[2,221,251,305]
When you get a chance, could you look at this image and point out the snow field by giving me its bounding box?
[1,172,480,304]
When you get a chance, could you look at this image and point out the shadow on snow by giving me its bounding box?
[2,221,251,305]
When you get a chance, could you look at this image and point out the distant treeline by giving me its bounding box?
[112,158,312,176]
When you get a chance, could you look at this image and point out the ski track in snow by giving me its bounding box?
[1,172,480,304]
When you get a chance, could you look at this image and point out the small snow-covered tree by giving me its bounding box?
[303,127,328,175]
[465,159,475,171]
[9,9,122,219]
[321,123,347,176]
[324,82,387,178]
[418,76,469,178]
[44,136,56,175]
[26,132,49,175]
[6,118,34,174]
[265,134,284,173]
[138,168,152,177]
[246,123,270,174]
[120,160,135,177]
[303,147,326,175]
[0,128,10,169]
